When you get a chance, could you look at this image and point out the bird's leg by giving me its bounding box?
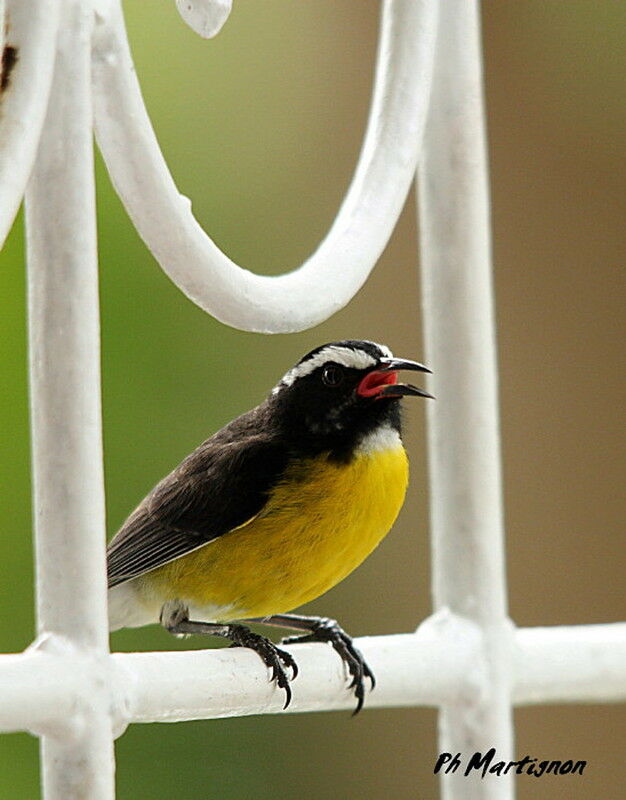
[160,602,298,709]
[241,613,375,714]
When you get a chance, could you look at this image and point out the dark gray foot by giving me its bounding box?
[160,603,298,709]
[243,613,375,715]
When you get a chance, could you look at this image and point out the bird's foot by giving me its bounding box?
[161,603,298,709]
[281,617,375,715]
[227,624,298,708]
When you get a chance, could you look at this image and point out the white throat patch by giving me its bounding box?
[356,425,402,455]
[275,343,393,393]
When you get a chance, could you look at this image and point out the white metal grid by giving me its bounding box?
[0,1,624,798]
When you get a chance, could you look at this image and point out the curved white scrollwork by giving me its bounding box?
[0,0,60,247]
[1,0,438,334]
[92,0,438,333]
[174,0,233,39]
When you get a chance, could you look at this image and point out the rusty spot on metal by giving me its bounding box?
[1,45,18,93]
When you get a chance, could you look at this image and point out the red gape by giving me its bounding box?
[356,370,398,397]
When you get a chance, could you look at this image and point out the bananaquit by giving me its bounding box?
[107,340,431,712]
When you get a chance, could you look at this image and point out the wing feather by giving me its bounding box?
[106,408,288,588]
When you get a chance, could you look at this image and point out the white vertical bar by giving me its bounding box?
[25,0,114,797]
[418,2,514,799]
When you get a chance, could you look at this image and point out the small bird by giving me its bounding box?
[107,340,432,712]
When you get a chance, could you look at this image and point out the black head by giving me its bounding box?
[269,340,432,460]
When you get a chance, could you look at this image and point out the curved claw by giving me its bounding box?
[269,656,292,710]
[227,625,299,709]
[276,646,299,681]
[282,618,375,715]
[164,614,299,709]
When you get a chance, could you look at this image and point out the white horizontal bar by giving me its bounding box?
[118,627,465,723]
[1,622,624,737]
[91,0,438,332]
[513,623,626,705]
[0,636,125,741]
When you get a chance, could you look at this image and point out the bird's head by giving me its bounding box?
[270,340,432,458]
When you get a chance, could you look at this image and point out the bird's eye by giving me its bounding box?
[322,365,344,387]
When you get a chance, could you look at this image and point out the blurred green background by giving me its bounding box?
[1,1,624,798]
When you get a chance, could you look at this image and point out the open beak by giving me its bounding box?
[376,383,434,399]
[378,357,431,375]
[357,357,434,399]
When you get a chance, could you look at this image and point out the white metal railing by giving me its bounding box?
[91,0,437,331]
[418,2,513,795]
[0,1,624,799]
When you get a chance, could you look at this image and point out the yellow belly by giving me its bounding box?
[138,443,408,620]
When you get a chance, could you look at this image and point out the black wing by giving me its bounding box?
[107,409,289,588]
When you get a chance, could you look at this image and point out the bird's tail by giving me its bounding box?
[107,581,157,631]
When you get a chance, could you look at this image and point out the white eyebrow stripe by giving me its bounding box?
[376,343,393,359]
[279,345,390,388]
